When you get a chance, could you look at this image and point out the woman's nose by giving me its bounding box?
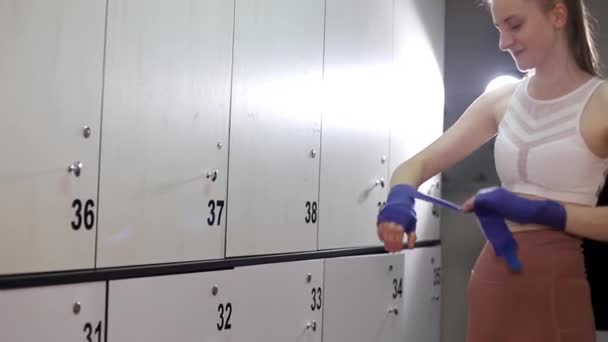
[499,32,514,51]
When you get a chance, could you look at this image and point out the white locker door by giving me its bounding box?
[391,0,445,169]
[231,260,324,341]
[0,282,106,341]
[0,0,106,274]
[108,269,239,341]
[97,0,234,267]
[391,0,445,243]
[414,176,442,241]
[319,0,394,250]
[323,253,405,342]
[403,246,442,342]
[227,0,325,256]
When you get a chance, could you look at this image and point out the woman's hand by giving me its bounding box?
[377,184,418,252]
[462,187,566,230]
[377,222,416,252]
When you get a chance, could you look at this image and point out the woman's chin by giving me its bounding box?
[514,59,533,72]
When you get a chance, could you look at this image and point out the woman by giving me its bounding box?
[377,0,608,340]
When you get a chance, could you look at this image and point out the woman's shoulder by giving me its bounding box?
[595,78,608,102]
[482,80,520,123]
[588,78,608,113]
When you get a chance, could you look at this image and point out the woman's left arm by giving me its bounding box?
[570,83,608,240]
[564,205,608,241]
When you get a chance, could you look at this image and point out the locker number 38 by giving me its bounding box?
[305,201,318,224]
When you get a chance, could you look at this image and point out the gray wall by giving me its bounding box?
[440,1,608,342]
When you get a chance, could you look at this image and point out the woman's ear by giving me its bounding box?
[551,2,569,30]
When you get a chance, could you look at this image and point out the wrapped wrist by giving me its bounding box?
[377,184,417,233]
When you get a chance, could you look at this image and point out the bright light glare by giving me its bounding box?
[485,75,520,93]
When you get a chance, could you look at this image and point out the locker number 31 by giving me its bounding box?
[83,321,102,342]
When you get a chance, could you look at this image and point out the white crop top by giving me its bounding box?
[494,75,608,206]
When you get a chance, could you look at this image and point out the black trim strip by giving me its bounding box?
[0,240,440,289]
[104,281,109,342]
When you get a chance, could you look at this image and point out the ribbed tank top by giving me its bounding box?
[494,76,608,206]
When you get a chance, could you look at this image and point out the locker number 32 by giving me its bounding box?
[217,302,233,331]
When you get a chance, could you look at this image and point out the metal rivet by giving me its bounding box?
[73,302,81,315]
[381,155,387,164]
[388,265,393,272]
[212,285,218,296]
[217,142,223,150]
[309,149,317,158]
[306,320,317,331]
[431,257,435,264]
[306,273,312,283]
[83,126,91,138]
[68,161,83,177]
[206,169,219,182]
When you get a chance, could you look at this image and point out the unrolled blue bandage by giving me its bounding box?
[398,186,463,212]
[380,185,523,271]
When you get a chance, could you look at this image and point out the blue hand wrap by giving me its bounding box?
[473,187,567,230]
[377,185,566,272]
[474,204,522,271]
[376,184,417,233]
[471,187,567,271]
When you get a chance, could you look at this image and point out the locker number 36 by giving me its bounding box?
[72,199,95,230]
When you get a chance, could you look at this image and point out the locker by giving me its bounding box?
[0,0,106,274]
[108,269,239,341]
[230,260,324,341]
[403,246,442,342]
[226,0,325,256]
[323,253,405,342]
[318,0,394,250]
[390,0,445,243]
[0,282,106,341]
[414,176,442,241]
[391,0,445,160]
[97,0,235,267]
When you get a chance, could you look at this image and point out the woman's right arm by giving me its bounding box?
[389,83,516,189]
[379,83,517,252]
